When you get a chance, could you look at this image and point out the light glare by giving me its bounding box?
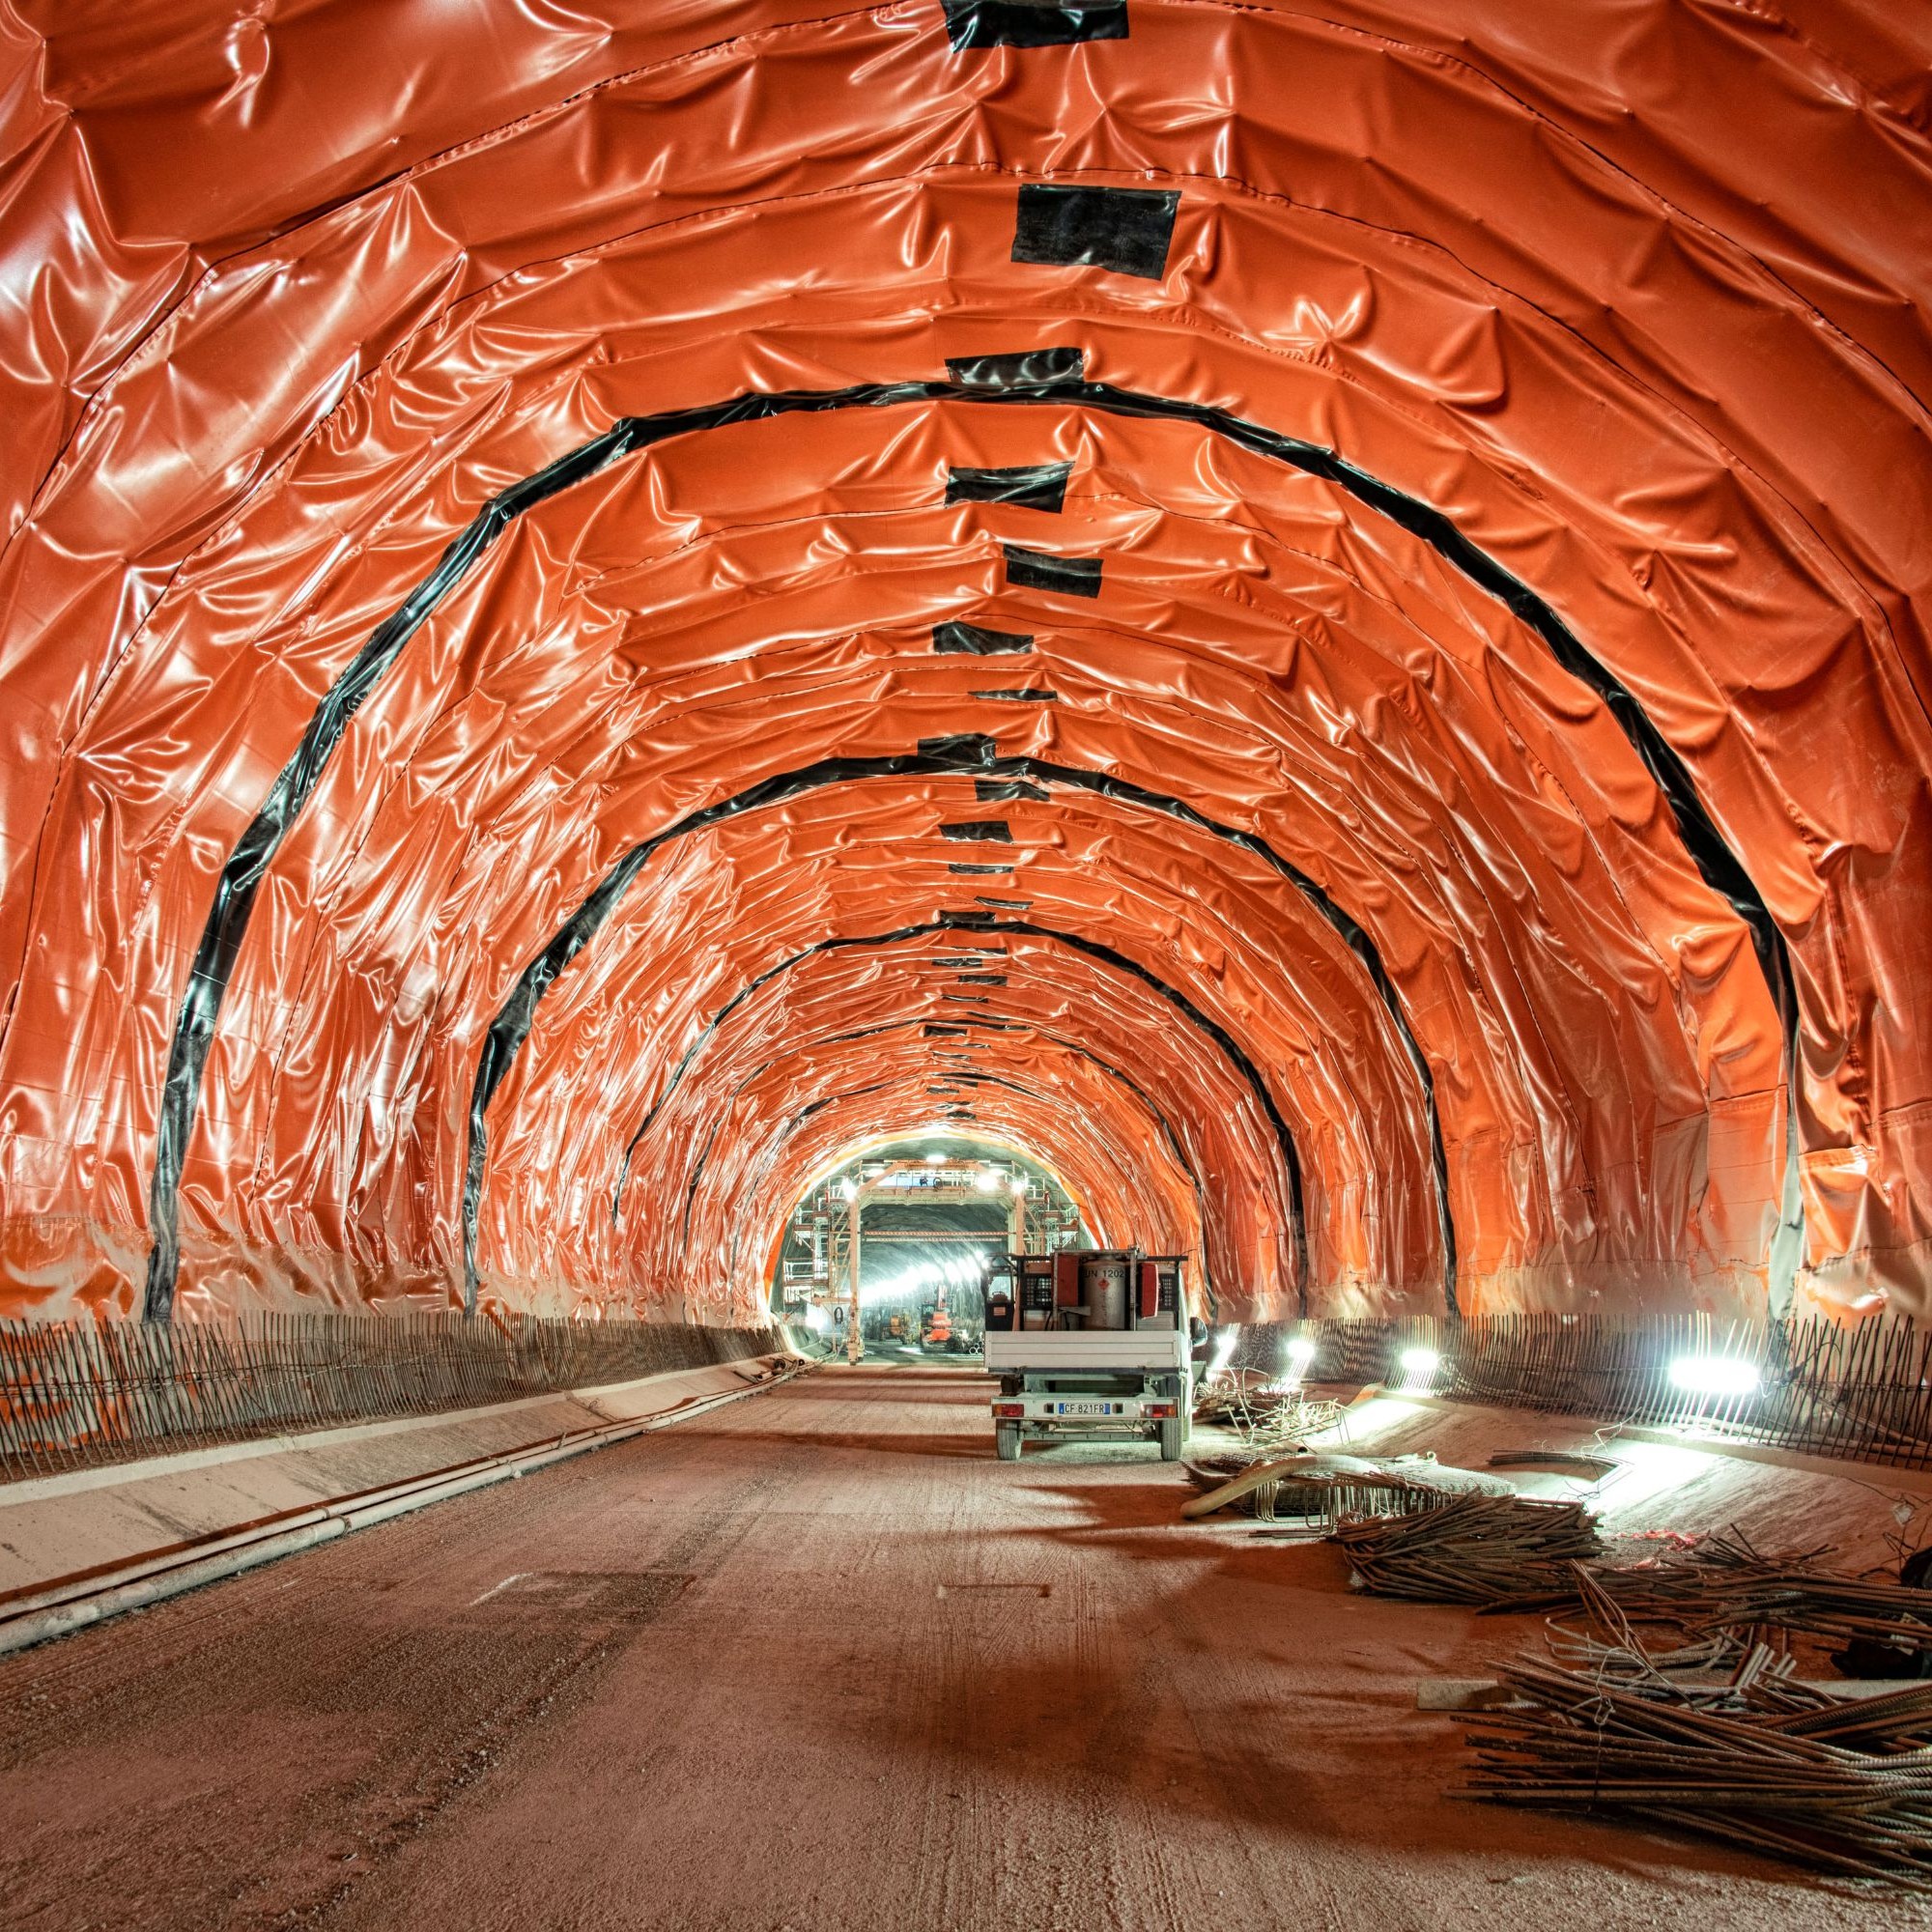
[1668,1354,1760,1399]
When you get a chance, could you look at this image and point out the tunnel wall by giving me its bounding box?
[0,3,1926,1328]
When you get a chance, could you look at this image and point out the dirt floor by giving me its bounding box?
[2,1363,1927,1931]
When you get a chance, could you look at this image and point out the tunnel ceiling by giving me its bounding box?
[0,0,1927,1328]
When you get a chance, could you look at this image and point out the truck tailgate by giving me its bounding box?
[983,1330,1187,1373]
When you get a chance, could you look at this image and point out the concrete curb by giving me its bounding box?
[0,1355,810,1658]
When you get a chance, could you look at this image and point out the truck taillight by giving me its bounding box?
[992,1403,1024,1417]
[1145,1402,1176,1418]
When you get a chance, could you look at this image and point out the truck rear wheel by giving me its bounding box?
[1158,1418,1183,1462]
[996,1422,1023,1462]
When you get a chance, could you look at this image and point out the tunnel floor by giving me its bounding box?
[0,1364,1912,1931]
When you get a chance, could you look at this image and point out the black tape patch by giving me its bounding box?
[945,347,1086,390]
[976,895,1033,909]
[944,1,1128,49]
[943,907,1000,924]
[948,862,1013,874]
[933,620,1033,654]
[918,732,1000,763]
[924,1024,968,1037]
[977,777,1048,802]
[941,819,1013,841]
[1012,184,1179,280]
[970,687,1060,702]
[946,463,1070,513]
[958,973,1009,985]
[1004,544,1100,597]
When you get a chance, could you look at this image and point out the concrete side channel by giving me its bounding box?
[0,1351,810,1656]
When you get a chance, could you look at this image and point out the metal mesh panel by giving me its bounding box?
[1226,1313,1932,1470]
[0,1314,793,1481]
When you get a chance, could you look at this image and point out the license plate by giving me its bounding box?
[1058,1402,1112,1415]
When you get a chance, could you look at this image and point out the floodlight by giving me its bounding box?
[1396,1346,1441,1387]
[1668,1355,1760,1399]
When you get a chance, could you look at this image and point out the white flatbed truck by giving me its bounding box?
[984,1250,1199,1461]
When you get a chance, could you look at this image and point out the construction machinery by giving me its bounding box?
[926,1288,952,1350]
[982,1250,1199,1461]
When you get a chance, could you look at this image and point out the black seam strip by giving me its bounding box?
[477,749,1448,1317]
[609,920,1303,1314]
[1012,184,1178,280]
[1003,543,1101,597]
[143,370,1779,1319]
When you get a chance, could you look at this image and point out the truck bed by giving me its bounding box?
[982,1329,1187,1373]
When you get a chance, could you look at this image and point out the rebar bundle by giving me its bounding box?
[1461,1649,1932,1887]
[1183,1452,1516,1525]
[1190,1371,1341,1452]
[1330,1496,1605,1605]
[1464,1530,1932,1666]
[1683,1573,1932,1660]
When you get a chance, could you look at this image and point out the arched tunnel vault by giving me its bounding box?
[583,910,1307,1322]
[0,4,1926,1328]
[71,421,1790,1325]
[732,1062,1205,1326]
[711,1019,1210,1308]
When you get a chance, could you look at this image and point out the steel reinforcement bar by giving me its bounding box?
[0,1313,793,1482]
[1228,1312,1932,1471]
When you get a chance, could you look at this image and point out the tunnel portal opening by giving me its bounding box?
[771,1135,1089,1356]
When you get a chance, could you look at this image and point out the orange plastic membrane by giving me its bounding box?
[0,3,1925,1327]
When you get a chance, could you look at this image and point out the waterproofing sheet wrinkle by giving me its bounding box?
[724,1054,1189,1290]
[598,932,1277,1317]
[0,1,1925,1326]
[196,413,1777,1314]
[630,1006,1205,1321]
[705,1058,1201,1321]
[472,743,1434,1267]
[587,915,1309,1305]
[145,375,1770,1317]
[265,529,1762,1329]
[727,1017,1201,1220]
[620,993,1223,1308]
[98,469,1762,1321]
